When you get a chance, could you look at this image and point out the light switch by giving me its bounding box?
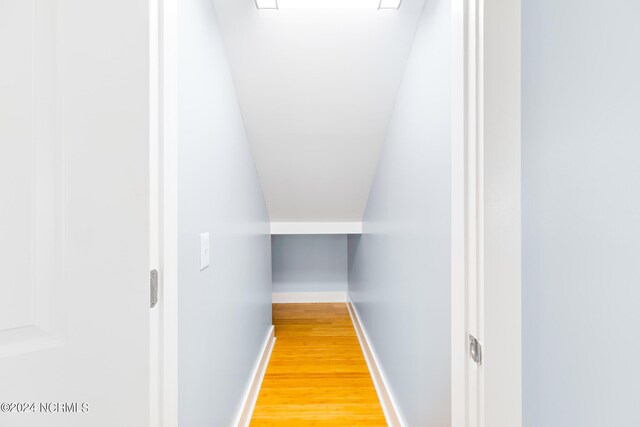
[200,233,210,270]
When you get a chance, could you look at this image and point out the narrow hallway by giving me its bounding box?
[250,304,386,426]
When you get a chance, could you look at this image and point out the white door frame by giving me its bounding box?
[451,0,521,426]
[159,0,179,422]
[151,0,179,425]
[151,0,520,424]
[160,0,180,423]
[149,0,161,424]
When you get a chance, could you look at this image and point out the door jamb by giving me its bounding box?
[153,0,520,424]
[451,0,470,424]
[154,0,179,425]
[451,1,521,426]
[150,0,161,424]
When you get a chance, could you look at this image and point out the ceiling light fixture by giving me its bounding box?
[255,0,402,10]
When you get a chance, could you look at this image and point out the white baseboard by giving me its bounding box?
[347,299,406,427]
[234,326,276,427]
[272,291,347,303]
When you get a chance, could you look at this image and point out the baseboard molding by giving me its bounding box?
[272,291,347,303]
[234,326,276,427]
[347,299,406,427]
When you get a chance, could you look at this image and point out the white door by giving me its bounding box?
[0,1,151,426]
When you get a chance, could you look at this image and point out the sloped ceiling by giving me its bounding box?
[211,0,427,221]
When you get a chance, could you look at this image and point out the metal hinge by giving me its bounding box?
[150,269,159,308]
[469,334,482,365]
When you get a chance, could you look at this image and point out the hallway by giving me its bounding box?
[251,304,386,426]
[8,0,639,425]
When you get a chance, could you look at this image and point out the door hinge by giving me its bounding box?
[150,269,159,308]
[469,334,482,365]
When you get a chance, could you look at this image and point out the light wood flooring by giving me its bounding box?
[250,303,386,426]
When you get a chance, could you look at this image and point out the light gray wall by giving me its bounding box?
[523,1,640,426]
[177,0,272,425]
[272,235,347,293]
[347,0,451,425]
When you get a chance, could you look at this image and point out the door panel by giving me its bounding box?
[0,0,63,358]
[0,1,150,425]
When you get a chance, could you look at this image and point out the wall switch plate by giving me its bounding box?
[200,233,210,270]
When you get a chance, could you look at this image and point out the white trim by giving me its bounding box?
[451,1,522,426]
[450,0,522,425]
[466,0,483,425]
[346,299,405,427]
[471,0,483,423]
[270,222,362,235]
[272,291,347,303]
[478,0,522,426]
[450,0,469,426]
[159,0,179,425]
[149,0,161,425]
[233,326,276,427]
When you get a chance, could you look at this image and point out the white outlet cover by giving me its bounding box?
[200,233,210,271]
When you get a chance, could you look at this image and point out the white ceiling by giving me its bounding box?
[211,0,426,221]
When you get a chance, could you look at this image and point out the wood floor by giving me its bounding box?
[250,303,386,426]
